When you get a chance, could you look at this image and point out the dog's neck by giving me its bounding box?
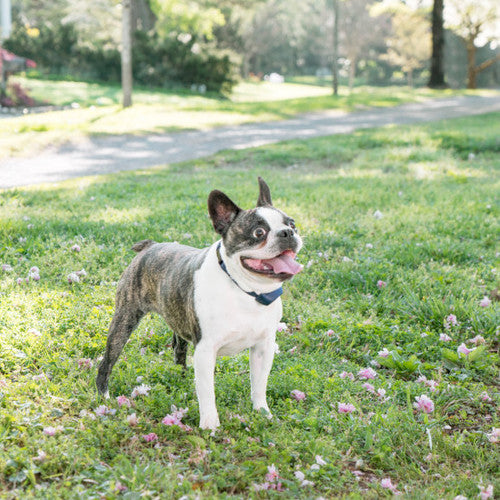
[216,242,284,300]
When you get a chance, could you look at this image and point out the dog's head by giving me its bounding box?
[208,178,303,283]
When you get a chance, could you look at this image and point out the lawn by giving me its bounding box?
[2,76,494,160]
[0,112,498,498]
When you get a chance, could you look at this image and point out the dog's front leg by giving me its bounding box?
[193,341,219,430]
[249,331,276,415]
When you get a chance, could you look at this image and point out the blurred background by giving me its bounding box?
[0,0,498,108]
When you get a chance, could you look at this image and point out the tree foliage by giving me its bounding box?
[445,0,498,44]
[150,0,225,40]
[445,0,500,89]
[7,0,237,92]
[6,0,500,90]
[379,4,431,87]
[341,0,389,89]
[238,0,315,76]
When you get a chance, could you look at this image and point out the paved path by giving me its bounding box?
[1,94,499,189]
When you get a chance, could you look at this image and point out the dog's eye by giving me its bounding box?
[289,220,296,230]
[253,227,267,239]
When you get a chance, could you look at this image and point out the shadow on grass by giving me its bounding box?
[4,103,499,191]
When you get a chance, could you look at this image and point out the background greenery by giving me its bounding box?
[4,0,499,92]
[5,24,236,93]
[0,112,498,498]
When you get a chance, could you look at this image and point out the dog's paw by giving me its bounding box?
[254,404,273,419]
[199,413,220,431]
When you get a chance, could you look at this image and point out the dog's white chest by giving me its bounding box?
[215,307,277,356]
[193,246,282,356]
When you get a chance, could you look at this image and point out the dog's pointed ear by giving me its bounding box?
[257,177,273,207]
[208,190,241,236]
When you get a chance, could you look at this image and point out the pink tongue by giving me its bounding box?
[264,253,303,275]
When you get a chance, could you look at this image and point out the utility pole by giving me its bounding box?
[0,46,4,97]
[121,0,132,108]
[1,0,12,39]
[0,0,11,96]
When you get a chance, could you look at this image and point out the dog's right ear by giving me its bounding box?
[257,177,273,207]
[208,190,242,236]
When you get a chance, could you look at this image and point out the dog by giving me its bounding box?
[96,177,303,430]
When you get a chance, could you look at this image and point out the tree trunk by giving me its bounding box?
[348,57,356,90]
[463,36,500,89]
[131,0,156,32]
[428,0,446,88]
[466,39,476,89]
[121,0,133,108]
[407,68,413,88]
[331,0,339,96]
[474,53,500,77]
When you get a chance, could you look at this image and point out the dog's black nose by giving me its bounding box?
[277,228,294,238]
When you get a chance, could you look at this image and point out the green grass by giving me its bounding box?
[2,76,495,160]
[0,113,499,498]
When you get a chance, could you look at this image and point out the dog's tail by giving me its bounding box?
[132,239,156,253]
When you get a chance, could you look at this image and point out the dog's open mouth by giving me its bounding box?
[241,250,303,279]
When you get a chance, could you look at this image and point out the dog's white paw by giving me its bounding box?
[199,413,220,431]
[254,404,272,419]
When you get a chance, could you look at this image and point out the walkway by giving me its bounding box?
[1,94,499,189]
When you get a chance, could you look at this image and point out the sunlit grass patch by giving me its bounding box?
[3,77,494,160]
[0,113,498,498]
[231,81,332,102]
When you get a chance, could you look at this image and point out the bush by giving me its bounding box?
[4,23,237,94]
[4,23,79,74]
[132,31,237,93]
[0,81,36,107]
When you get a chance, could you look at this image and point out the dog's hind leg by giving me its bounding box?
[96,306,144,397]
[172,334,189,367]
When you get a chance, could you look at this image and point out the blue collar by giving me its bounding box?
[216,242,283,306]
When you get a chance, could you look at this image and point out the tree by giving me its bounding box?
[329,0,339,95]
[445,0,500,89]
[131,0,156,32]
[121,0,132,107]
[239,0,315,76]
[428,0,446,88]
[340,0,385,89]
[379,5,431,87]
[150,0,225,40]
[10,0,69,29]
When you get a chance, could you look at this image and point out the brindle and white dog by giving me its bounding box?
[96,178,303,429]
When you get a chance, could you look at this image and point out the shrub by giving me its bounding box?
[0,81,36,107]
[132,30,236,93]
[4,22,79,74]
[4,23,237,94]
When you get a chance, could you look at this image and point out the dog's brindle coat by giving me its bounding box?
[96,241,207,394]
[96,178,302,429]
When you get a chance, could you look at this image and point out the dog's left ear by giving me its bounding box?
[257,177,273,207]
[208,190,242,236]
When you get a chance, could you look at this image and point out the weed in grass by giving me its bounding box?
[0,113,498,498]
